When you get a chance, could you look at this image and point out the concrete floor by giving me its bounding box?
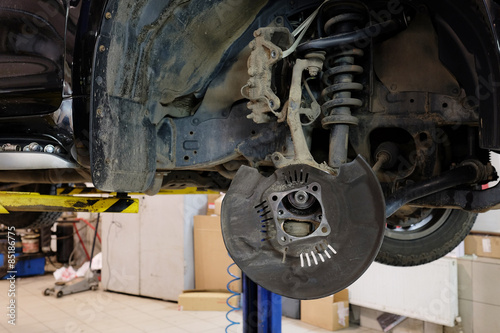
[0,274,381,333]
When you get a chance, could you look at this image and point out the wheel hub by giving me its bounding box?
[221,156,385,299]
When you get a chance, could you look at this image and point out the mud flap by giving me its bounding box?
[90,23,157,192]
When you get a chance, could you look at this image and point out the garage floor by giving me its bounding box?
[0,274,379,333]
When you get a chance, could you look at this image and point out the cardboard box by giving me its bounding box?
[464,233,500,259]
[207,194,220,215]
[301,289,349,331]
[193,215,241,291]
[178,290,239,311]
[214,194,224,216]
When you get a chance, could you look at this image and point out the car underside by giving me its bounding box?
[1,0,500,299]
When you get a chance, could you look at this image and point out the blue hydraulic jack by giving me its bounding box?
[242,274,282,333]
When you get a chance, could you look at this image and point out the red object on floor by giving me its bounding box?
[73,222,91,261]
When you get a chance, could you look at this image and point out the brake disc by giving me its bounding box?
[221,156,385,299]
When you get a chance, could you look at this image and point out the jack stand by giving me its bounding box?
[44,269,99,298]
[44,214,101,298]
[242,275,282,333]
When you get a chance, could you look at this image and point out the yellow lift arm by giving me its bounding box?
[57,187,219,196]
[0,191,138,214]
[0,187,219,214]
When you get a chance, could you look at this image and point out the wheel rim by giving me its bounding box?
[385,208,452,241]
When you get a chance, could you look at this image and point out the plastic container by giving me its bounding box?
[0,254,45,279]
[22,233,40,253]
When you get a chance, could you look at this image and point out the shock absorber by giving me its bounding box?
[320,10,365,167]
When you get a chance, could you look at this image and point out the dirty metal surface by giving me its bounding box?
[221,156,385,299]
[156,102,288,169]
[374,13,459,96]
[242,27,293,123]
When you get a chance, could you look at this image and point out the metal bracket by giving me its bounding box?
[271,57,334,174]
[242,27,293,123]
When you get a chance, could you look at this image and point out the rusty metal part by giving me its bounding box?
[411,179,500,213]
[1,144,21,152]
[241,27,293,123]
[374,12,460,95]
[299,102,321,126]
[385,161,495,217]
[373,142,399,172]
[372,152,390,173]
[271,56,332,173]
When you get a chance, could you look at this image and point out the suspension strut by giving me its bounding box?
[319,6,367,168]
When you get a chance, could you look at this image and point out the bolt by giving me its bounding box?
[44,145,55,153]
[99,45,105,52]
[26,142,43,152]
[105,12,112,19]
[96,76,103,85]
[271,50,277,59]
[96,108,103,116]
[278,210,284,216]
[308,66,320,77]
[269,100,275,109]
[294,190,309,205]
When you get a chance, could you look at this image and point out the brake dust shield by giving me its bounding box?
[221,156,385,299]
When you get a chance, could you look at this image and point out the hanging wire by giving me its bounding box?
[225,261,241,333]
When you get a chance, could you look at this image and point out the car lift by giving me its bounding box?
[0,186,221,214]
[242,275,282,333]
[0,187,284,332]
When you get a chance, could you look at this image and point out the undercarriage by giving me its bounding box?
[2,0,500,299]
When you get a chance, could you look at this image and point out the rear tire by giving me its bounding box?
[376,209,477,266]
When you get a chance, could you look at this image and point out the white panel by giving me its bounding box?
[472,210,500,234]
[458,299,473,333]
[349,258,458,326]
[101,204,141,295]
[457,258,472,301]
[471,259,500,306]
[139,195,185,301]
[472,302,500,333]
[102,194,204,301]
[183,195,208,290]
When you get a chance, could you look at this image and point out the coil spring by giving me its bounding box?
[225,261,241,333]
[320,13,364,129]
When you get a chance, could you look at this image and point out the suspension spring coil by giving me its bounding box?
[320,11,366,166]
[321,48,364,128]
[225,261,241,333]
